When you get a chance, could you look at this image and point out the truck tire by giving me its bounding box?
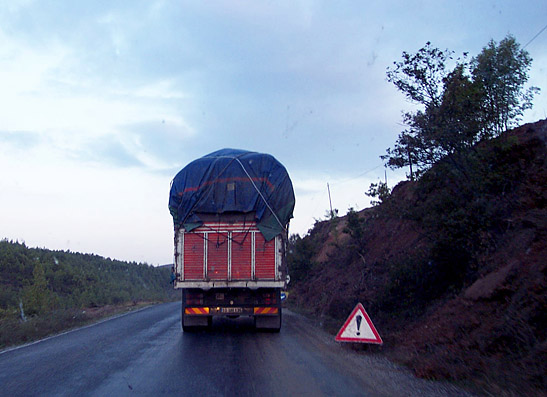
[255,308,282,332]
[182,315,194,333]
[181,296,212,332]
[181,290,212,332]
[275,308,282,332]
[182,315,212,332]
[181,302,194,332]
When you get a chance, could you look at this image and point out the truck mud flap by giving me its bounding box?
[254,309,282,332]
[182,314,212,332]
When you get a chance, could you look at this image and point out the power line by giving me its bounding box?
[328,164,385,187]
[523,23,547,49]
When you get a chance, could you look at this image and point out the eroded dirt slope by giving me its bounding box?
[290,119,546,396]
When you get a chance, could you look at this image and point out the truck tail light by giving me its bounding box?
[261,292,277,305]
[186,291,204,305]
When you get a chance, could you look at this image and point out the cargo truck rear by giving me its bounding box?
[168,149,294,332]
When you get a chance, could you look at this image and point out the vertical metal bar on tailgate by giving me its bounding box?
[275,235,280,281]
[251,231,256,280]
[203,232,208,279]
[179,231,184,280]
[228,231,232,281]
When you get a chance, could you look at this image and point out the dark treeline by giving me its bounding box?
[0,239,176,320]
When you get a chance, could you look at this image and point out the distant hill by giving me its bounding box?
[157,263,174,269]
[288,119,546,396]
[0,241,178,348]
[0,241,177,312]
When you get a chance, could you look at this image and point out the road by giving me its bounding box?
[0,302,472,396]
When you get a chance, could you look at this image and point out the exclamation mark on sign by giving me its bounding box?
[356,314,362,336]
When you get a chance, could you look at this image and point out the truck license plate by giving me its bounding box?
[221,307,243,314]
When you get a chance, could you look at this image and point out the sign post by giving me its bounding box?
[335,303,382,344]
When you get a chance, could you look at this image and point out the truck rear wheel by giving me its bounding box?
[181,296,212,332]
[255,308,282,332]
[182,315,194,333]
[182,314,212,332]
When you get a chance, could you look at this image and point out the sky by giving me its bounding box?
[0,0,546,265]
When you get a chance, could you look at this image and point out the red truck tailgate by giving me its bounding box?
[175,221,282,284]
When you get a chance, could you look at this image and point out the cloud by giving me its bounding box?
[79,135,143,168]
[0,146,174,263]
[0,17,196,170]
[1,0,546,264]
[118,118,195,170]
[0,130,43,150]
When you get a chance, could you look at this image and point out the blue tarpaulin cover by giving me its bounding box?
[169,149,295,241]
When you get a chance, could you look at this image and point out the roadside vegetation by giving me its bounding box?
[287,35,545,395]
[0,240,177,349]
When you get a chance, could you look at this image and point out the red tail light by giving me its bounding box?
[186,291,204,305]
[262,292,277,305]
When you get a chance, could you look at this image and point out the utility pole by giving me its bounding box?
[327,183,334,219]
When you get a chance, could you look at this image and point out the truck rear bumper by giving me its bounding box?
[184,306,280,317]
[175,280,286,289]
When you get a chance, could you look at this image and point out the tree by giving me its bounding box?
[471,35,540,136]
[383,35,539,179]
[286,234,315,284]
[386,42,452,109]
[22,262,55,315]
[384,42,463,179]
[366,181,391,206]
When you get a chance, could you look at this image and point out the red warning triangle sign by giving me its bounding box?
[335,303,382,344]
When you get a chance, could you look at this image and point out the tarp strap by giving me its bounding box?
[235,157,285,233]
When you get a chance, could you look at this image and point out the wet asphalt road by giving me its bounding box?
[0,302,473,396]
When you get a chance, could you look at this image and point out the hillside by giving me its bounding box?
[0,241,178,348]
[288,119,546,396]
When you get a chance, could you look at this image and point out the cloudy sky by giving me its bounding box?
[1,1,545,265]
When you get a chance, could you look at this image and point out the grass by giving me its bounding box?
[0,301,164,351]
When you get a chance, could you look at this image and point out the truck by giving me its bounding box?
[168,149,295,332]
